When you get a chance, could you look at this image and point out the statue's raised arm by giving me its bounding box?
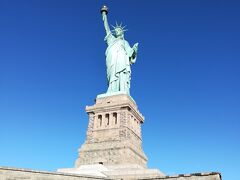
[101,6,111,36]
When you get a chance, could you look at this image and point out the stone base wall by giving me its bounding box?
[0,167,221,180]
[0,167,110,180]
[75,139,147,167]
[139,172,222,180]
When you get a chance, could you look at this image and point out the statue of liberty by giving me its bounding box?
[100,5,139,96]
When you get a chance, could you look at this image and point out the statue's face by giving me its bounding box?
[115,28,123,37]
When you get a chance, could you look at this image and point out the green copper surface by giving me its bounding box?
[100,5,138,97]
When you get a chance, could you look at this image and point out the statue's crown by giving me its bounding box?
[111,22,127,32]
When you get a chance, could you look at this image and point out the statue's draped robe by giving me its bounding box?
[105,33,136,94]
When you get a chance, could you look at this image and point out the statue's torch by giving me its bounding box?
[101,5,108,15]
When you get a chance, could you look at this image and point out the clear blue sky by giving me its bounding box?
[0,0,239,179]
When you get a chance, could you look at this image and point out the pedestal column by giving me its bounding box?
[75,94,147,168]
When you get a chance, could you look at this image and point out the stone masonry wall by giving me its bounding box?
[0,167,221,180]
[138,172,222,180]
[0,167,110,180]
